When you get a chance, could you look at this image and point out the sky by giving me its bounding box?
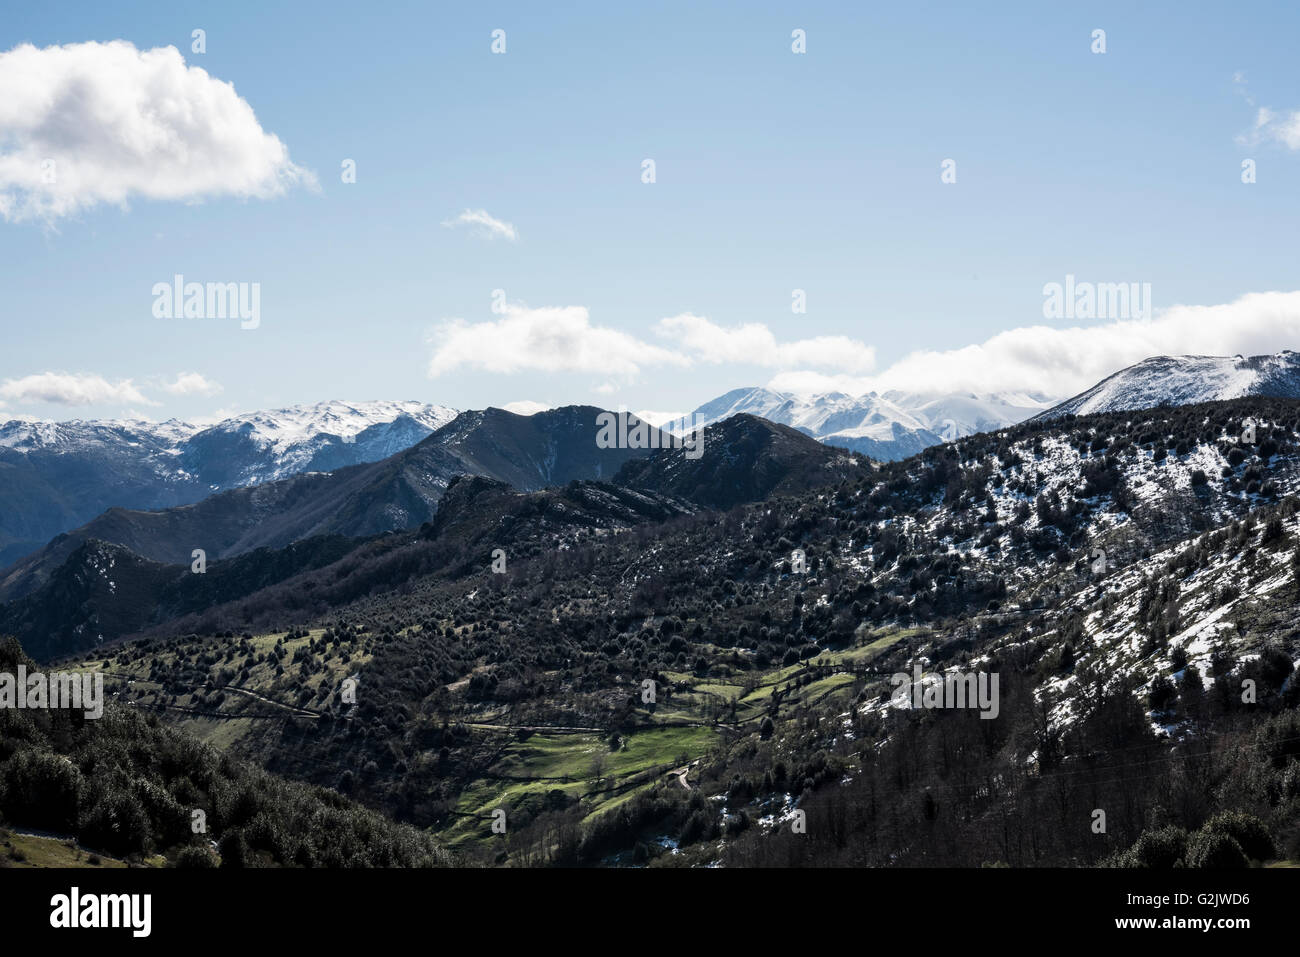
[2,0,1300,424]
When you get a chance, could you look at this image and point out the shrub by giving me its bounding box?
[1195,810,1274,862]
[174,845,218,868]
[1118,825,1187,868]
[1185,829,1248,869]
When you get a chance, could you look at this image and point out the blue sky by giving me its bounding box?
[3,0,1300,423]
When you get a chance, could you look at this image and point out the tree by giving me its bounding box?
[175,845,218,869]
[218,830,249,869]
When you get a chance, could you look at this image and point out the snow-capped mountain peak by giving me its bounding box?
[1038,352,1300,420]
[204,400,457,455]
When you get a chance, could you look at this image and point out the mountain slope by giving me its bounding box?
[2,477,696,661]
[1038,352,1300,420]
[0,419,205,568]
[0,406,663,603]
[0,637,452,866]
[0,535,360,661]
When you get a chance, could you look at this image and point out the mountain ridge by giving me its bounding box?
[0,405,666,605]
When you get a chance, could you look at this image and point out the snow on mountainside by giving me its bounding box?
[205,400,456,456]
[184,400,458,485]
[1038,352,1300,420]
[0,417,199,453]
[884,390,1056,441]
[0,401,455,471]
[1033,505,1300,739]
[678,386,1054,460]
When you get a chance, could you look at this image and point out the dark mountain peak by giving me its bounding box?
[613,413,869,510]
[709,411,799,438]
[426,475,518,538]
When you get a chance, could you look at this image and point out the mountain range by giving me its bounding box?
[0,400,455,567]
[669,386,1055,460]
[4,351,1300,869]
[4,350,1299,597]
[0,386,1022,569]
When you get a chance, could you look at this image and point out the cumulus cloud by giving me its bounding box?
[768,291,1300,398]
[428,304,687,379]
[0,40,315,222]
[157,371,222,396]
[0,372,155,406]
[656,313,876,371]
[441,208,518,241]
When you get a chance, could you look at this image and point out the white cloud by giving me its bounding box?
[428,304,687,379]
[0,372,155,406]
[768,290,1300,398]
[1265,112,1300,150]
[1234,76,1300,151]
[1244,104,1300,150]
[0,40,315,222]
[441,208,518,242]
[656,313,876,371]
[158,371,222,396]
[429,292,1300,401]
[502,400,551,415]
[428,304,878,385]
